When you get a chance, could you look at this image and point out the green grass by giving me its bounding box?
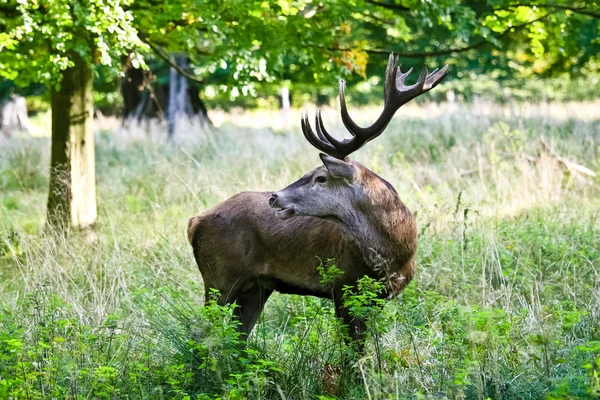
[1,102,599,399]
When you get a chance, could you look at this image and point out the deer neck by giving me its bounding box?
[339,204,411,261]
[336,179,417,295]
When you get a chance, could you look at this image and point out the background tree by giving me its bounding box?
[0,0,145,229]
[0,0,359,230]
[120,55,211,131]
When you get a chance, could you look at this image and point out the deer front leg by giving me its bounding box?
[333,291,367,355]
[233,283,273,339]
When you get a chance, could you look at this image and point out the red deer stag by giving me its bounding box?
[188,54,448,346]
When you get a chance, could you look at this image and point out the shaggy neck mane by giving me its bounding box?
[337,166,417,297]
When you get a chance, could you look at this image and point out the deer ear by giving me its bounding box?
[319,153,355,179]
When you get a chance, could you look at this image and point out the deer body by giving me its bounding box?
[189,158,416,339]
[188,191,346,302]
[188,54,447,344]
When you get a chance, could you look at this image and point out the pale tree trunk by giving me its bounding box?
[167,55,186,138]
[0,94,30,137]
[280,86,291,127]
[47,53,96,229]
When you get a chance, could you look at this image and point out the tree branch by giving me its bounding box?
[365,0,409,12]
[143,38,207,85]
[345,10,556,58]
[494,3,600,19]
[357,11,396,25]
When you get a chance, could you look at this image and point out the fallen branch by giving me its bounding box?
[540,136,597,178]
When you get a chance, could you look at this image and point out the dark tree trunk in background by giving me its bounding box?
[121,55,211,134]
[122,56,145,119]
[47,53,96,229]
[316,92,329,107]
[121,55,165,122]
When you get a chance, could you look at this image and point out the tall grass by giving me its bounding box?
[1,101,599,399]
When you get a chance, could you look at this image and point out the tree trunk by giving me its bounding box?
[122,56,146,120]
[167,55,184,138]
[0,94,31,137]
[168,55,213,137]
[121,55,212,131]
[47,53,96,229]
[279,86,291,127]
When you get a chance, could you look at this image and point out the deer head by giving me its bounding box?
[269,153,356,220]
[269,54,448,220]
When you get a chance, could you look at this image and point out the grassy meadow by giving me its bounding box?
[1,102,599,399]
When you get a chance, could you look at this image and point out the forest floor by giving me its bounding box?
[1,102,599,399]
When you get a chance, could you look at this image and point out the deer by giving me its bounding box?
[188,54,448,348]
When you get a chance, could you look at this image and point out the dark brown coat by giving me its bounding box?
[188,158,416,340]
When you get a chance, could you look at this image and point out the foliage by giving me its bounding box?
[1,1,599,107]
[134,0,600,82]
[132,0,600,105]
[0,0,146,88]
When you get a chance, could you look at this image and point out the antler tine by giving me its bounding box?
[301,111,337,155]
[313,110,329,143]
[383,53,398,106]
[316,109,343,148]
[302,53,449,159]
[395,66,413,88]
[338,79,359,136]
[393,66,428,104]
[424,64,449,90]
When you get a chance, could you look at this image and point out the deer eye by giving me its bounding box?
[315,176,327,184]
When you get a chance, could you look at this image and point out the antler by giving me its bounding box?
[302,53,449,159]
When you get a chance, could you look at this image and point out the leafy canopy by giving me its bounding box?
[0,0,598,93]
[0,0,145,88]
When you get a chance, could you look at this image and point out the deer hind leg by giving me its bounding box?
[233,281,274,339]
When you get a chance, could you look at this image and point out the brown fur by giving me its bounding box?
[188,160,416,344]
[352,162,417,297]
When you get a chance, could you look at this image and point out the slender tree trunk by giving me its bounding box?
[0,94,30,137]
[280,86,291,127]
[167,55,183,138]
[47,53,96,229]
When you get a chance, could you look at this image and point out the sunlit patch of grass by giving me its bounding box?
[0,102,599,399]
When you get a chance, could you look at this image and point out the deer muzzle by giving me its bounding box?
[269,193,296,220]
